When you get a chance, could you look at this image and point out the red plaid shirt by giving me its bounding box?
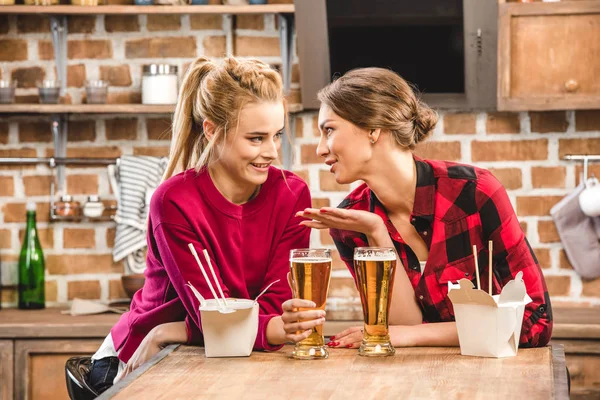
[330,157,552,348]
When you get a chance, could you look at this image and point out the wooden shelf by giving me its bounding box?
[0,102,303,114]
[0,4,294,15]
[0,104,174,114]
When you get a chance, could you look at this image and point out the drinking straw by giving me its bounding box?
[203,249,229,307]
[472,245,481,290]
[188,243,224,309]
[488,240,493,296]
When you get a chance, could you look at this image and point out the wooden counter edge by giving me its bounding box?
[551,344,569,400]
[97,344,180,400]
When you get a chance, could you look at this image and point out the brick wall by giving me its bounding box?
[1,10,600,317]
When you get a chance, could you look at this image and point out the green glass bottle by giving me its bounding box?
[18,202,45,309]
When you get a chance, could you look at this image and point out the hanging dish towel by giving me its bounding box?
[550,182,600,280]
[109,155,168,274]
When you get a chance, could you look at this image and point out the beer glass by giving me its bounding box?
[354,247,397,357]
[289,248,332,359]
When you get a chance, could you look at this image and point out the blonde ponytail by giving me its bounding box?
[162,56,284,181]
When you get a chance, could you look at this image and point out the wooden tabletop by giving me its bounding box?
[100,344,568,400]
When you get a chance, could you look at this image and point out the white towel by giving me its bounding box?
[110,156,168,274]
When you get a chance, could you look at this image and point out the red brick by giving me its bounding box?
[414,141,461,161]
[105,118,138,141]
[147,118,172,141]
[2,202,50,223]
[66,64,86,88]
[329,277,359,298]
[312,198,330,209]
[190,15,222,30]
[105,15,140,32]
[203,36,226,57]
[66,174,99,195]
[106,91,141,104]
[294,117,304,138]
[147,15,181,31]
[67,280,101,300]
[38,41,54,61]
[292,63,300,83]
[319,170,350,192]
[533,248,551,269]
[544,275,570,296]
[12,67,46,89]
[519,221,528,235]
[582,278,600,297]
[0,176,15,196]
[109,279,128,300]
[285,89,301,105]
[65,146,121,159]
[443,113,476,135]
[488,168,522,190]
[0,229,11,249]
[64,228,96,249]
[99,65,132,87]
[235,36,280,57]
[45,281,58,302]
[559,138,600,159]
[17,15,50,33]
[68,40,112,59]
[486,112,520,134]
[292,169,309,186]
[320,229,334,246]
[23,175,53,196]
[0,122,8,145]
[559,250,573,270]
[47,254,122,275]
[0,16,8,35]
[19,121,52,142]
[0,39,28,61]
[472,140,548,162]
[538,221,560,243]
[126,37,196,58]
[106,228,116,248]
[68,120,96,142]
[18,227,54,249]
[516,196,563,217]
[236,15,264,30]
[133,147,170,157]
[575,110,600,132]
[300,144,321,164]
[15,94,41,104]
[68,16,96,34]
[331,249,346,271]
[531,166,566,189]
[530,111,568,133]
[0,148,37,171]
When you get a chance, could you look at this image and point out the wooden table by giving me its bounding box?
[100,345,568,400]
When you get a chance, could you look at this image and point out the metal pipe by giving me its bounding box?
[0,157,118,166]
[563,155,600,161]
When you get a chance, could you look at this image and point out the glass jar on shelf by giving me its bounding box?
[54,195,81,219]
[83,195,105,219]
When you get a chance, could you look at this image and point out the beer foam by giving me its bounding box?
[354,255,396,261]
[290,257,332,263]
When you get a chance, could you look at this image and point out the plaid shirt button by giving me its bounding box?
[423,231,428,236]
[419,295,424,300]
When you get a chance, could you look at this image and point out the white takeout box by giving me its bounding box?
[447,271,532,358]
[198,298,259,358]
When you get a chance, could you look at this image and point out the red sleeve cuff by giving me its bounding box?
[255,314,285,352]
[185,315,204,345]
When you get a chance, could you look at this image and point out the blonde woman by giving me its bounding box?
[84,57,324,395]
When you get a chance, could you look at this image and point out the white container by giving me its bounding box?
[83,195,105,218]
[199,298,259,358]
[142,64,178,105]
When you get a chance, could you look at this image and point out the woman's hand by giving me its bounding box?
[281,299,326,343]
[115,327,164,383]
[296,207,386,237]
[328,325,418,349]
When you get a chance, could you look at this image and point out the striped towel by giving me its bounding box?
[111,155,168,274]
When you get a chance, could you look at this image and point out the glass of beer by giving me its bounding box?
[354,247,397,357]
[289,248,332,360]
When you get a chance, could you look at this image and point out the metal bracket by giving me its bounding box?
[278,13,295,95]
[50,16,68,95]
[51,115,68,193]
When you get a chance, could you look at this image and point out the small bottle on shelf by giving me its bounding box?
[54,195,81,219]
[18,202,45,310]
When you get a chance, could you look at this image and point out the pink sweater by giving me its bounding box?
[111,167,311,363]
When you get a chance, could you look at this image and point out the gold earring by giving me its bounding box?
[370,139,375,144]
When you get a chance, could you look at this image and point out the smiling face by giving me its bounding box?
[317,104,373,185]
[212,101,285,195]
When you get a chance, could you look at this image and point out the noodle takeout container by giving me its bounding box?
[447,271,532,358]
[187,282,260,358]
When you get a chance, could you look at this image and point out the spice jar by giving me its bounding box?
[83,195,105,218]
[142,64,178,105]
[54,195,80,218]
